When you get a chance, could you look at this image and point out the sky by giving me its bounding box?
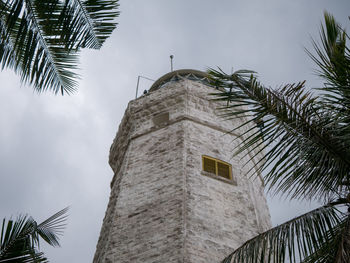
[0,0,349,262]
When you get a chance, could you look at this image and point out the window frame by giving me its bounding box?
[202,155,232,180]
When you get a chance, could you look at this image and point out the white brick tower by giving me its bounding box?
[94,69,271,263]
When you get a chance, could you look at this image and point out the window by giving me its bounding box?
[152,112,169,127]
[202,155,232,180]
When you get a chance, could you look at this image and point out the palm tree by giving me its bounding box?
[0,0,119,94]
[208,12,350,263]
[0,207,68,262]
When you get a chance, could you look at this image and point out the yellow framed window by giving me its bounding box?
[202,155,232,180]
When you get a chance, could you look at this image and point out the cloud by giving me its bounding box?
[0,0,349,262]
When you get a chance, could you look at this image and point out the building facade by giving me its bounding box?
[94,69,271,263]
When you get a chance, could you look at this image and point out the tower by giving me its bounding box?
[94,69,271,263]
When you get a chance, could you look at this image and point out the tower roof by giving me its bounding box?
[149,69,210,92]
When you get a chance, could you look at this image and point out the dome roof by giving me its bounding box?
[149,69,210,92]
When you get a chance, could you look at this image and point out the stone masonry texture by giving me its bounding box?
[93,73,271,263]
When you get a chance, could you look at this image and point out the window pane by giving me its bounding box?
[203,157,216,174]
[217,162,230,179]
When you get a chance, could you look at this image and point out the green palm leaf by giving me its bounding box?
[209,12,350,263]
[208,68,350,201]
[60,0,120,50]
[0,0,119,94]
[222,203,345,263]
[0,207,68,263]
[301,216,350,263]
[306,12,350,113]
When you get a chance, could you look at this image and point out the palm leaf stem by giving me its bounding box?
[24,0,67,94]
[74,0,100,48]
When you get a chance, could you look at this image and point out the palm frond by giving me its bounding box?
[222,203,345,263]
[0,0,79,94]
[35,206,68,247]
[306,12,350,113]
[208,68,350,201]
[301,215,350,263]
[59,0,120,50]
[0,207,68,263]
[0,0,119,94]
[0,250,47,262]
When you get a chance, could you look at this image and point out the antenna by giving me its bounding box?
[170,55,174,72]
[135,75,155,99]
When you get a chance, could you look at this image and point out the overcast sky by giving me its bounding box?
[0,1,349,262]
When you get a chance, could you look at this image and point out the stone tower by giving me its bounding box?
[94,69,271,263]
